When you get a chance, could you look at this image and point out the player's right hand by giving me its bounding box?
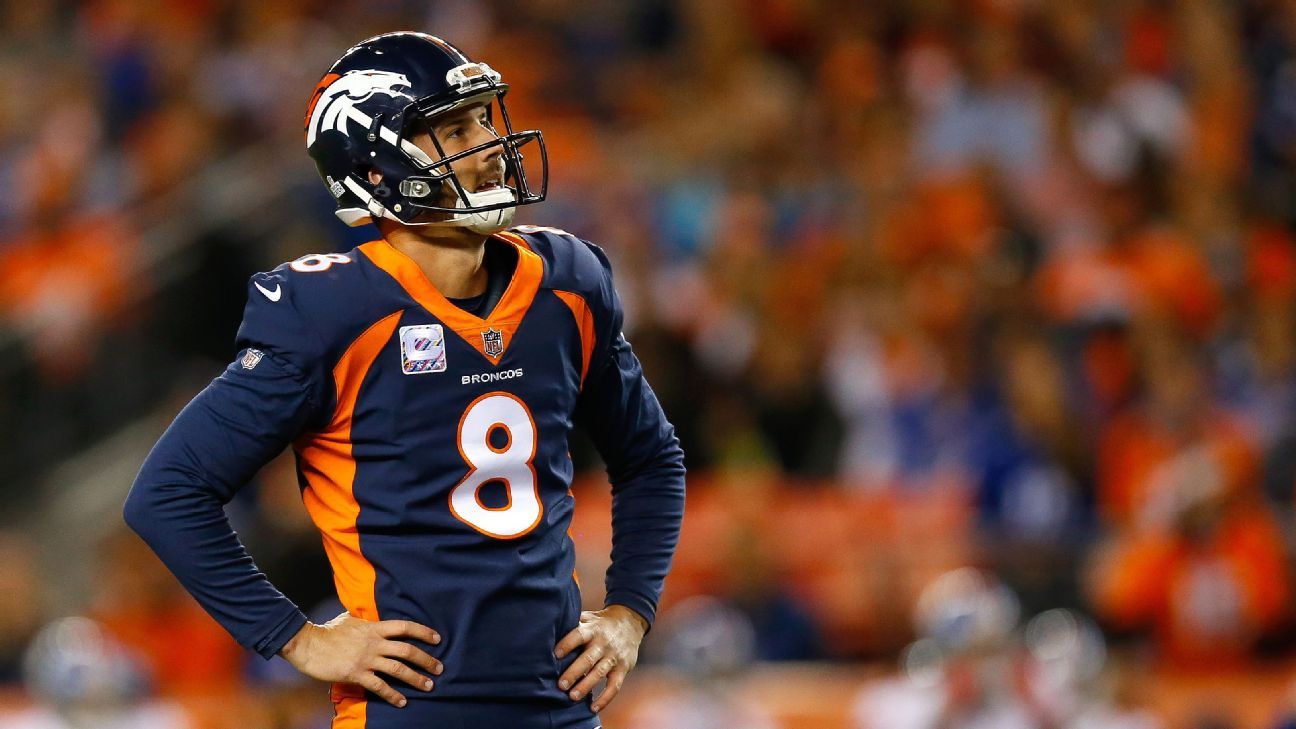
[279,611,443,708]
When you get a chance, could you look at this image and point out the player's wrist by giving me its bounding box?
[279,620,319,664]
[604,604,649,634]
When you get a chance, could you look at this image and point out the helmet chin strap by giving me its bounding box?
[397,186,516,234]
[457,187,517,234]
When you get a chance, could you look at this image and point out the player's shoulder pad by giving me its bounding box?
[237,248,373,363]
[506,225,613,299]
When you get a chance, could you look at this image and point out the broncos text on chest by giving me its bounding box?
[462,367,524,385]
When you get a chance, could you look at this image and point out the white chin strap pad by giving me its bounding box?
[457,187,516,234]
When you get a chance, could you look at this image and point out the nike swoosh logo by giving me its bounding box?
[254,281,282,302]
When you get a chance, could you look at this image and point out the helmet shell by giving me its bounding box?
[305,32,545,228]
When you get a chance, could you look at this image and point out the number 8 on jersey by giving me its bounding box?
[450,392,543,539]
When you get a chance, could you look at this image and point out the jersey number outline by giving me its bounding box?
[449,392,543,539]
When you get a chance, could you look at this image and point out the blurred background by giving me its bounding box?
[2,0,1296,727]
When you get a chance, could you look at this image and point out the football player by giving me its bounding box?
[124,31,686,729]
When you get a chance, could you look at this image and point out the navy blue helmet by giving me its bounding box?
[304,32,547,232]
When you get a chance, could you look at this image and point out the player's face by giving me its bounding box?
[413,102,506,207]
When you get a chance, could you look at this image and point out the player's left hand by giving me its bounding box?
[554,604,648,712]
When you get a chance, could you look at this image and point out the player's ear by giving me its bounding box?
[368,168,383,186]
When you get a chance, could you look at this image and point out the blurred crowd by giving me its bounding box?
[3,0,1296,727]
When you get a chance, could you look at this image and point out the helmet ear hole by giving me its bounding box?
[362,165,391,198]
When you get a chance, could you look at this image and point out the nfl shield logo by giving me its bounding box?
[481,328,504,358]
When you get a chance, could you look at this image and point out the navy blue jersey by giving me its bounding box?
[124,227,686,727]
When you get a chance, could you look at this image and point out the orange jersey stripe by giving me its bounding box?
[359,237,543,363]
[331,695,367,729]
[553,290,595,386]
[494,230,533,251]
[297,309,401,729]
[299,310,401,728]
[298,310,401,620]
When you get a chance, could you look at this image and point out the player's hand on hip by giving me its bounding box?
[279,611,443,708]
[554,604,648,713]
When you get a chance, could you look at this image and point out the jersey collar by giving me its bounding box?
[359,235,543,364]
